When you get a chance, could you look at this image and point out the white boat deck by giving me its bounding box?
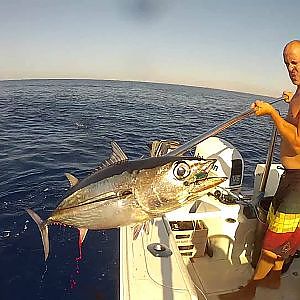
[120,218,198,300]
[120,193,300,299]
[193,257,300,300]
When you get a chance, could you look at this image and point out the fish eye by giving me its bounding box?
[173,162,190,180]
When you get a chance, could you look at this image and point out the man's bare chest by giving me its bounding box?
[287,100,300,126]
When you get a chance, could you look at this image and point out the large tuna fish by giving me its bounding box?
[26,141,225,260]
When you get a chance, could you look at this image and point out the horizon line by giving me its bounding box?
[0,77,272,98]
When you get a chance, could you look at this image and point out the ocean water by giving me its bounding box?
[0,79,287,300]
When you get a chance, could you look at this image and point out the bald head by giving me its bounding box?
[283,40,300,86]
[284,40,300,54]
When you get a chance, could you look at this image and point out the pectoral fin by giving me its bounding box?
[133,222,150,240]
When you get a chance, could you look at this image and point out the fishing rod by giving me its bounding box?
[167,96,285,157]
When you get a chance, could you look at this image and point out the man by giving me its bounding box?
[220,40,300,299]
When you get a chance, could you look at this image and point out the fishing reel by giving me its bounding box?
[211,187,242,205]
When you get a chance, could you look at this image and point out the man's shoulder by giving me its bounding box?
[289,95,300,120]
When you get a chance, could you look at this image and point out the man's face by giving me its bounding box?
[283,44,300,86]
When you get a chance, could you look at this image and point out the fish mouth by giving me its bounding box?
[182,176,226,205]
[193,176,227,190]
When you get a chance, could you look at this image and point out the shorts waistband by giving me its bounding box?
[284,169,300,173]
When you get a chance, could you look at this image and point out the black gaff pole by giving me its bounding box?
[259,125,278,195]
[166,97,284,157]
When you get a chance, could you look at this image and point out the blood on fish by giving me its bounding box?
[76,230,83,261]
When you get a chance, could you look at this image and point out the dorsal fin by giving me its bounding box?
[110,141,128,162]
[97,141,128,170]
[102,141,128,167]
[65,173,79,187]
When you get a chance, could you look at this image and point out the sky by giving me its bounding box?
[1,0,300,96]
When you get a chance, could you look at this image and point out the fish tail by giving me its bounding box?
[25,208,49,261]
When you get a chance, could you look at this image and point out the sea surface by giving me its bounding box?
[0,79,287,300]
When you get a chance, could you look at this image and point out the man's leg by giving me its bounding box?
[253,249,277,279]
[255,250,284,289]
[218,249,279,300]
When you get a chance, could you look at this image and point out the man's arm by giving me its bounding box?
[252,100,300,154]
[270,109,300,153]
